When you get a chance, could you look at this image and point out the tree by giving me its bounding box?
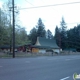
[29,27,37,45]
[0,1,30,48]
[60,17,67,33]
[36,18,46,37]
[15,27,30,45]
[28,18,46,44]
[2,0,20,27]
[66,25,80,50]
[46,29,53,39]
[54,26,61,47]
[60,17,67,49]
[0,8,9,45]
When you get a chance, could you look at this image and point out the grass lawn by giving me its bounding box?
[0,51,80,58]
[0,52,52,58]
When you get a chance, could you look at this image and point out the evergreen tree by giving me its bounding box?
[29,27,37,45]
[46,29,53,39]
[36,18,46,37]
[54,26,61,47]
[60,17,67,49]
[29,18,46,44]
[66,25,80,51]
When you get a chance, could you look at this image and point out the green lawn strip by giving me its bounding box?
[0,54,12,58]
[0,52,80,58]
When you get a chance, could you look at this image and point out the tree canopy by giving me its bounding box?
[1,1,80,52]
[29,18,46,44]
[46,29,53,39]
[55,17,80,51]
[36,18,46,37]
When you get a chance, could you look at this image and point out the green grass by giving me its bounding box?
[0,51,80,58]
[0,52,53,58]
[0,54,12,58]
[15,52,52,57]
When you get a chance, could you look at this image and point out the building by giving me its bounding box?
[31,37,61,54]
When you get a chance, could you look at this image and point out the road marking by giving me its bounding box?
[25,61,30,63]
[60,76,70,80]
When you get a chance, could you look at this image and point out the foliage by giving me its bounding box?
[55,17,80,51]
[66,25,80,50]
[1,1,80,51]
[28,27,37,45]
[29,18,46,44]
[55,17,67,49]
[54,26,61,47]
[36,18,46,37]
[15,27,30,45]
[60,17,67,49]
[46,29,53,39]
[0,8,9,45]
[0,2,30,46]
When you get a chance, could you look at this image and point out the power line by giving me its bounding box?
[66,22,80,25]
[19,1,80,10]
[25,0,34,6]
[49,22,80,26]
[41,0,66,29]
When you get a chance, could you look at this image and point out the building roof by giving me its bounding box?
[35,37,59,49]
[32,45,52,49]
[0,45,20,49]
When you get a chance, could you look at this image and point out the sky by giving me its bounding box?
[0,0,80,35]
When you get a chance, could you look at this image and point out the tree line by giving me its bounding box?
[55,17,80,51]
[0,1,80,51]
[28,18,53,45]
[0,6,53,47]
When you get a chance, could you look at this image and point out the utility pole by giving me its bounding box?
[12,0,15,58]
[9,7,12,53]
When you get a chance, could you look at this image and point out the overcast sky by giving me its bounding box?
[0,0,80,35]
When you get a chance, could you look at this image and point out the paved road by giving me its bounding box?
[0,55,80,80]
